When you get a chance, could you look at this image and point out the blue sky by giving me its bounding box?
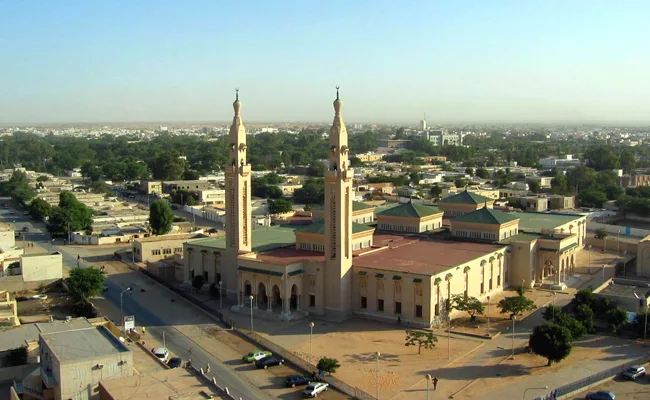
[1,0,649,124]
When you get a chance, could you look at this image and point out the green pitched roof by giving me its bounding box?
[312,201,372,212]
[439,191,491,205]
[454,207,520,225]
[295,222,374,235]
[187,226,297,253]
[376,202,442,219]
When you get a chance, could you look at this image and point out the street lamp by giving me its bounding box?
[617,230,621,255]
[552,291,556,323]
[376,352,380,400]
[486,296,491,336]
[218,281,223,309]
[309,321,315,364]
[634,292,648,340]
[602,264,606,283]
[588,245,592,267]
[511,315,516,360]
[448,317,451,360]
[426,374,432,400]
[523,385,548,400]
[248,295,254,335]
[120,287,132,332]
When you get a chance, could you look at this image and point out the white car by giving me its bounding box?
[153,348,170,363]
[302,382,329,397]
[32,294,48,300]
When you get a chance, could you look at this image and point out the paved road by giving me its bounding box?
[0,201,271,400]
[572,375,650,400]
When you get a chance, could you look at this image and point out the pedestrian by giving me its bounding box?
[432,377,438,390]
[397,316,401,325]
[142,327,146,336]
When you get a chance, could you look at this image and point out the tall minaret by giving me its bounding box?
[224,89,252,255]
[323,86,354,319]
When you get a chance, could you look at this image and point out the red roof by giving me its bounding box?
[353,235,505,275]
[252,247,324,265]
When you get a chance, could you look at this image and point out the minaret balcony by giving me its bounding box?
[324,168,354,180]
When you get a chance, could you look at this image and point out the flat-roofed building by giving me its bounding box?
[139,180,162,195]
[133,233,206,263]
[162,180,211,193]
[452,207,520,241]
[99,367,228,400]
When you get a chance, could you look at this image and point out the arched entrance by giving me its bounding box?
[258,282,268,310]
[290,284,298,311]
[271,284,282,311]
[244,280,252,296]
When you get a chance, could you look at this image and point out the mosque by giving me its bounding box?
[182,90,587,327]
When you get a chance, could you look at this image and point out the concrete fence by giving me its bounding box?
[588,221,650,239]
[585,237,638,255]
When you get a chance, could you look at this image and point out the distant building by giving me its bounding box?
[419,114,427,131]
[425,129,464,147]
[355,152,384,163]
[377,139,410,149]
[197,188,225,204]
[139,180,161,195]
[539,155,582,168]
[19,252,63,282]
[133,233,205,263]
[162,180,211,193]
[438,191,494,217]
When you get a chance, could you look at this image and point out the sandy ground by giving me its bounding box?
[288,319,483,399]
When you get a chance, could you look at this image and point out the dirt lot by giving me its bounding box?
[288,319,483,399]
[15,285,77,323]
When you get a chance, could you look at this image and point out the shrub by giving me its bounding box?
[606,307,627,334]
[575,304,595,333]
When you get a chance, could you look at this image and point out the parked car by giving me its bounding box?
[302,382,329,397]
[242,350,272,363]
[586,390,615,400]
[153,348,170,363]
[31,294,48,300]
[284,375,309,388]
[167,357,182,369]
[255,356,284,369]
[622,365,645,380]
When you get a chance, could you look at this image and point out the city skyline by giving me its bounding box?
[2,1,650,124]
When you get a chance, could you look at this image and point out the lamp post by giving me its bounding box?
[552,291,556,323]
[521,279,525,295]
[309,321,315,364]
[376,352,380,400]
[602,264,606,283]
[588,245,592,267]
[523,385,548,400]
[249,295,254,335]
[426,374,432,400]
[448,317,451,360]
[617,230,621,255]
[120,287,132,331]
[511,315,516,360]
[634,293,648,340]
[218,281,223,309]
[487,296,491,336]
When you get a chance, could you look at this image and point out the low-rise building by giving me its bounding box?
[139,180,162,195]
[593,278,650,313]
[451,207,520,241]
[19,252,63,282]
[518,196,549,212]
[0,290,18,326]
[376,202,443,233]
[162,180,211,193]
[355,152,384,163]
[99,367,228,400]
[133,233,205,263]
[197,188,225,204]
[548,195,575,210]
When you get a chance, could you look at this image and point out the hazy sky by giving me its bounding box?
[1,0,650,124]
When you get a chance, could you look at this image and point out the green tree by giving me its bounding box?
[150,151,188,181]
[307,161,325,177]
[266,186,283,199]
[450,294,485,320]
[454,178,467,188]
[183,169,201,180]
[268,198,293,214]
[29,198,52,220]
[349,156,364,167]
[551,174,568,194]
[574,288,596,309]
[67,267,106,302]
[578,189,607,208]
[575,304,595,333]
[541,305,562,322]
[47,192,93,235]
[556,313,587,340]
[293,179,325,205]
[404,330,438,354]
[430,185,442,199]
[529,323,573,366]
[317,357,341,374]
[90,181,111,195]
[498,296,536,318]
[264,173,284,185]
[475,168,490,179]
[594,228,608,239]
[606,307,627,334]
[149,199,174,235]
[192,275,205,293]
[465,167,474,176]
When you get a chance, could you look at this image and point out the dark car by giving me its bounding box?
[167,357,182,369]
[284,375,309,388]
[586,390,615,400]
[255,356,284,369]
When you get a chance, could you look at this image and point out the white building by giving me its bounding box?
[539,155,582,168]
[425,129,464,146]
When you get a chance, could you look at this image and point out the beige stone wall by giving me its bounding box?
[637,235,650,278]
[353,208,374,224]
[351,247,508,327]
[295,230,374,252]
[135,237,186,263]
